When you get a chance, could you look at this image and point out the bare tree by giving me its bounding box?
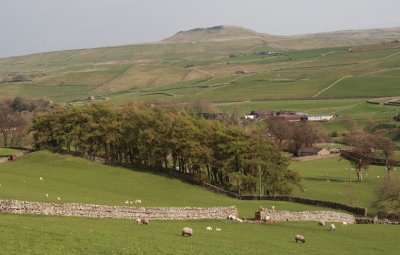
[372,133,396,180]
[372,179,400,215]
[0,105,27,146]
[267,118,292,150]
[345,131,376,181]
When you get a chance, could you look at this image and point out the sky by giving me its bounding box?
[0,0,399,58]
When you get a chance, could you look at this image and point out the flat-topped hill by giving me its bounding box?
[162,25,265,43]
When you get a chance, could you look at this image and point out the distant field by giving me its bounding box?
[1,39,399,104]
[291,157,398,214]
[215,98,400,133]
[0,214,398,255]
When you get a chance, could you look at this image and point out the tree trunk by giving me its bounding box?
[356,168,363,182]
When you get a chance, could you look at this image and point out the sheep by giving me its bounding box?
[295,234,306,243]
[39,177,44,181]
[271,205,275,211]
[125,200,129,204]
[215,227,222,231]
[136,218,142,225]
[206,226,213,231]
[317,220,325,227]
[182,227,193,237]
[227,214,237,221]
[141,218,149,225]
[134,199,142,205]
[330,223,336,232]
[264,216,271,222]
[45,193,49,198]
[57,197,61,201]
[236,218,243,223]
[342,221,348,226]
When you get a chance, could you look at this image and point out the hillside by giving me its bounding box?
[0,25,399,104]
[0,151,328,218]
[162,25,264,43]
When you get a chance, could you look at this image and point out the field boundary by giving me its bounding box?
[0,200,237,220]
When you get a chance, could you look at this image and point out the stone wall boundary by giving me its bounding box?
[0,200,237,220]
[256,208,356,223]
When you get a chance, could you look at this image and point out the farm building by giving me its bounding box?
[305,115,335,122]
[296,148,330,157]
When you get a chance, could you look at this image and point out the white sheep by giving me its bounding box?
[125,200,129,204]
[45,193,49,198]
[141,218,149,225]
[57,197,61,201]
[136,218,142,224]
[182,227,193,237]
[236,218,243,223]
[206,226,213,231]
[330,223,336,232]
[227,214,237,220]
[317,220,325,227]
[272,205,275,211]
[134,199,142,205]
[342,221,348,226]
[215,227,222,231]
[295,234,305,243]
[39,177,44,181]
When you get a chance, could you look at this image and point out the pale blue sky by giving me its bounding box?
[1,0,399,57]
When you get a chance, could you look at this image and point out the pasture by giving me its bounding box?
[291,157,396,214]
[0,150,398,254]
[0,151,332,218]
[0,148,21,156]
[1,37,399,105]
[0,214,398,255]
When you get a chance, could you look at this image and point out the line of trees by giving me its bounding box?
[30,102,301,195]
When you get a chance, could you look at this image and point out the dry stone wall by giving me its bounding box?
[256,208,356,223]
[0,200,237,220]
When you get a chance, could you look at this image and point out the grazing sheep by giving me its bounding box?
[295,234,306,243]
[141,218,149,225]
[182,227,193,237]
[227,214,237,221]
[317,220,325,227]
[236,218,243,223]
[342,221,348,226]
[45,193,49,198]
[215,228,222,231]
[125,200,129,204]
[136,218,142,225]
[206,226,213,231]
[134,199,142,205]
[57,197,61,201]
[272,205,275,211]
[330,223,336,232]
[39,177,44,181]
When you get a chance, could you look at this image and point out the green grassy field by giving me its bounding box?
[0,214,398,255]
[0,151,333,218]
[291,157,398,214]
[0,152,399,254]
[0,148,21,156]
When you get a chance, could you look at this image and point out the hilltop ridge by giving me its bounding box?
[162,25,266,43]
